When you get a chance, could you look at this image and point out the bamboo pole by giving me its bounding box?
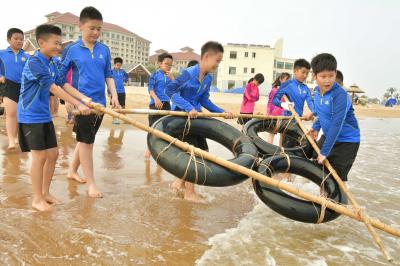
[82,100,400,241]
[282,95,392,261]
[71,108,304,120]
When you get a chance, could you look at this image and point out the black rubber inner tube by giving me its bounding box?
[147,116,258,187]
[253,155,347,223]
[244,118,309,157]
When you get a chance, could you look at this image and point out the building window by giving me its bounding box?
[112,33,115,39]
[228,80,235,89]
[244,52,248,58]
[285,62,293,70]
[277,61,284,69]
[243,81,247,87]
[229,67,236,75]
[230,51,237,59]
[122,36,125,41]
[252,52,256,58]
[251,68,255,74]
[243,67,247,74]
[274,60,277,68]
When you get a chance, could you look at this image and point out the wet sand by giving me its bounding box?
[0,88,399,265]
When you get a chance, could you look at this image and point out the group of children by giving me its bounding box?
[0,7,123,211]
[239,56,360,183]
[0,5,360,211]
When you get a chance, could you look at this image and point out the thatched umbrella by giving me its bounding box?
[346,84,365,102]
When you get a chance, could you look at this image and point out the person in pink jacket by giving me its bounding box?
[266,72,291,143]
[239,73,264,125]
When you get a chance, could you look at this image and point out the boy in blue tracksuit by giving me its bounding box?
[144,52,174,158]
[309,53,360,181]
[165,41,233,203]
[147,52,174,126]
[18,25,91,211]
[273,59,314,117]
[110,57,128,124]
[0,28,29,149]
[59,7,120,198]
[111,57,129,108]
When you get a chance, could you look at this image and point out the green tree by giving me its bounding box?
[146,64,158,74]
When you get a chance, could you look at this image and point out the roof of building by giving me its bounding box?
[26,12,150,43]
[124,63,151,76]
[149,49,200,64]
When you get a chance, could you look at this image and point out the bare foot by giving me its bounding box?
[184,191,206,203]
[67,172,87,183]
[144,150,151,160]
[43,194,62,205]
[32,198,53,211]
[14,138,19,145]
[88,184,103,198]
[7,142,16,151]
[171,180,185,197]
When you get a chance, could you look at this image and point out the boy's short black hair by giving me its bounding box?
[247,77,254,84]
[35,24,61,42]
[7,28,23,39]
[311,53,337,75]
[80,6,103,23]
[187,60,198,68]
[114,57,123,64]
[253,73,265,84]
[336,70,344,85]
[201,41,224,58]
[158,53,173,63]
[294,58,311,70]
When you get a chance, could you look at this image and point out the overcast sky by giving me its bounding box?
[1,0,398,98]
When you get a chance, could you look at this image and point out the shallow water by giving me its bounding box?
[0,117,399,265]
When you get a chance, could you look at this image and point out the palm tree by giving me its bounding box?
[386,87,397,96]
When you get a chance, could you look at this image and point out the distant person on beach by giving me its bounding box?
[266,72,291,144]
[272,59,314,119]
[18,24,91,211]
[0,28,28,150]
[165,41,234,203]
[59,6,121,197]
[309,53,360,181]
[144,52,174,159]
[110,57,129,124]
[238,73,264,125]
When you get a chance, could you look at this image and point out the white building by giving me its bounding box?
[217,39,316,93]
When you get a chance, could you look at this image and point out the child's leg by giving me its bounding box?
[3,97,18,149]
[78,142,102,197]
[68,142,85,183]
[31,150,53,211]
[42,147,61,204]
[183,182,205,203]
[171,178,185,192]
